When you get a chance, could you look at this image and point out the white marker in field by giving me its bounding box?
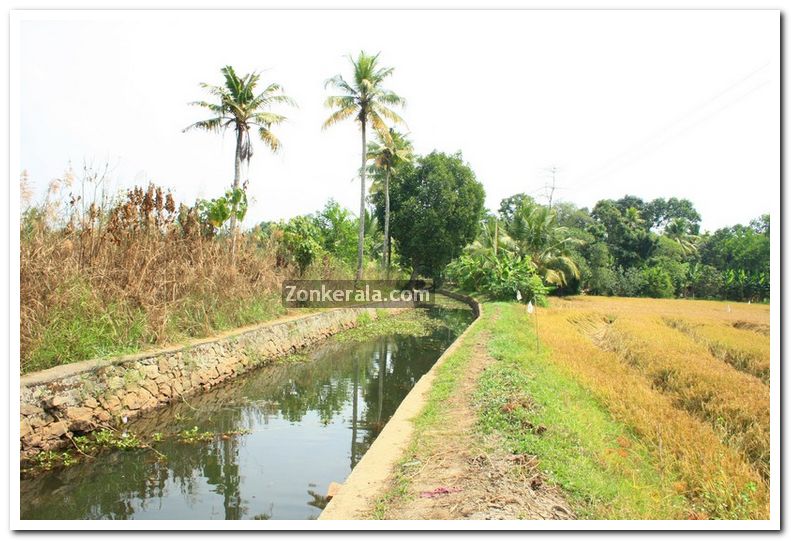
[527,301,534,314]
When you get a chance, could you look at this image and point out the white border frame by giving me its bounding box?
[7,7,782,532]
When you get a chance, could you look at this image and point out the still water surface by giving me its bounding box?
[20,303,472,520]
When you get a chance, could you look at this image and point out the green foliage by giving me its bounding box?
[280,215,325,274]
[639,266,675,298]
[313,199,359,266]
[687,263,724,299]
[498,193,535,223]
[463,193,769,302]
[198,187,248,233]
[591,199,657,268]
[185,65,295,157]
[385,151,485,281]
[178,426,215,443]
[445,252,549,304]
[502,199,582,288]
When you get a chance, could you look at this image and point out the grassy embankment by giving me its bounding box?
[375,296,769,520]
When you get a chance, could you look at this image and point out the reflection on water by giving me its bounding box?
[20,305,473,520]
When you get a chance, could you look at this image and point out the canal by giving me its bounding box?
[20,300,473,520]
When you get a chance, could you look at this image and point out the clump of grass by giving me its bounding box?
[178,426,214,443]
[22,279,148,373]
[335,309,444,343]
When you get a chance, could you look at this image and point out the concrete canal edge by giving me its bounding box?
[319,291,481,520]
[19,306,394,460]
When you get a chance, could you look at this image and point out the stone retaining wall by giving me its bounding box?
[19,307,384,460]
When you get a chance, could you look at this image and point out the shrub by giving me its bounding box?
[613,267,645,297]
[688,264,724,299]
[639,266,675,298]
[445,252,548,304]
[279,215,324,274]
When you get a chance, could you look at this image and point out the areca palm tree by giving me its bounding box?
[504,201,582,287]
[469,214,506,257]
[184,65,294,249]
[367,129,413,271]
[323,52,405,280]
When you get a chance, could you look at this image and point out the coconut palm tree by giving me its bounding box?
[665,217,700,255]
[184,65,294,252]
[504,201,582,288]
[367,129,413,272]
[323,52,405,280]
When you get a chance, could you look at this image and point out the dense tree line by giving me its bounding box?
[447,192,769,303]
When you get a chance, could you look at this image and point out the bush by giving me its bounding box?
[639,267,674,298]
[279,215,324,274]
[587,266,618,296]
[445,252,549,304]
[612,267,645,297]
[688,264,724,299]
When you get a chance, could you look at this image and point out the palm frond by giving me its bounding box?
[322,106,358,129]
[258,127,282,152]
[182,117,225,133]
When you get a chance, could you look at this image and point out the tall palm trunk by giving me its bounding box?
[383,168,391,276]
[357,122,366,280]
[230,127,244,260]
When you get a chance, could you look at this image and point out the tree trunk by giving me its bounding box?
[408,264,419,288]
[494,219,499,256]
[230,127,244,261]
[383,168,391,276]
[357,122,366,280]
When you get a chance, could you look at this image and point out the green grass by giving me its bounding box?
[24,286,288,375]
[166,291,287,338]
[334,309,446,343]
[476,302,688,519]
[23,282,148,374]
[371,306,485,518]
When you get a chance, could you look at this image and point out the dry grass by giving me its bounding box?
[664,317,770,383]
[20,181,295,374]
[539,296,769,519]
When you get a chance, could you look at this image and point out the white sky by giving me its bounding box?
[16,10,779,232]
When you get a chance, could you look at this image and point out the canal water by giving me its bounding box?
[20,301,473,520]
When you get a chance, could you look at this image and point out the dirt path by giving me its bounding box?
[381,330,574,520]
